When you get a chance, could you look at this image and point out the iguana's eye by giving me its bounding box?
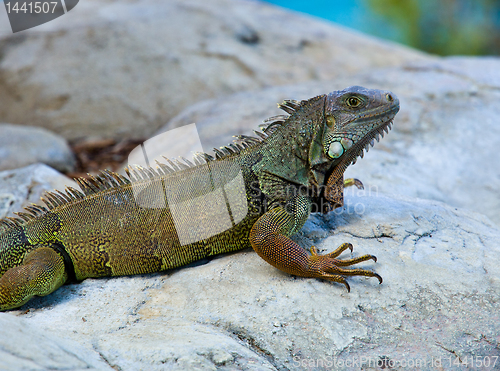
[346,96,361,108]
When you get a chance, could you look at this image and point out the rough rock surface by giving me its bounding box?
[2,190,499,371]
[0,314,114,371]
[0,0,428,140]
[0,123,75,172]
[161,56,500,226]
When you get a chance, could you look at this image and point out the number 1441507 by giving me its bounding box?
[5,2,59,14]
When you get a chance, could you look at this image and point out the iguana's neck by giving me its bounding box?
[256,95,326,188]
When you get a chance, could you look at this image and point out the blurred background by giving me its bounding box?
[263,0,500,55]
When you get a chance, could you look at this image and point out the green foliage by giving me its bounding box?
[363,0,500,55]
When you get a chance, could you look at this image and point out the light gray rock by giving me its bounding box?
[94,320,276,371]
[0,123,75,172]
[7,192,500,371]
[160,56,500,226]
[0,314,114,371]
[0,163,78,220]
[0,0,429,140]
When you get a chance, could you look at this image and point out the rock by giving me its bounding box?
[0,314,114,371]
[0,0,429,140]
[0,123,75,172]
[0,164,78,220]
[7,192,500,370]
[160,56,500,226]
[94,320,276,370]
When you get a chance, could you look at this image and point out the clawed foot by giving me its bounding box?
[308,243,382,292]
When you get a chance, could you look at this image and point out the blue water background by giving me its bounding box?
[262,0,402,43]
[263,0,500,55]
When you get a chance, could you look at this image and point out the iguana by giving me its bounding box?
[0,86,399,311]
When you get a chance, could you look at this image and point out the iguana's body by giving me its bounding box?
[0,86,399,310]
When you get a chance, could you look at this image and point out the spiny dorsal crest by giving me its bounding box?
[0,170,130,230]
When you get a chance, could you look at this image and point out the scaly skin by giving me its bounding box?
[0,86,399,310]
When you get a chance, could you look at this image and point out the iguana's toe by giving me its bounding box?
[344,178,364,190]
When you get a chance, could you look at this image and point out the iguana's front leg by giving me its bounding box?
[249,195,382,291]
[0,246,68,310]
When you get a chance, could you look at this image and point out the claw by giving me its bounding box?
[342,280,351,293]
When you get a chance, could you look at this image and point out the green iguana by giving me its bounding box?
[0,86,399,311]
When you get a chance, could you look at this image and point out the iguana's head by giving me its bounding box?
[309,86,399,196]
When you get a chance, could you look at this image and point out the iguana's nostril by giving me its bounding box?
[386,93,393,102]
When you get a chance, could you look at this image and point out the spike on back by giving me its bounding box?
[278,99,301,114]
[0,170,134,231]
